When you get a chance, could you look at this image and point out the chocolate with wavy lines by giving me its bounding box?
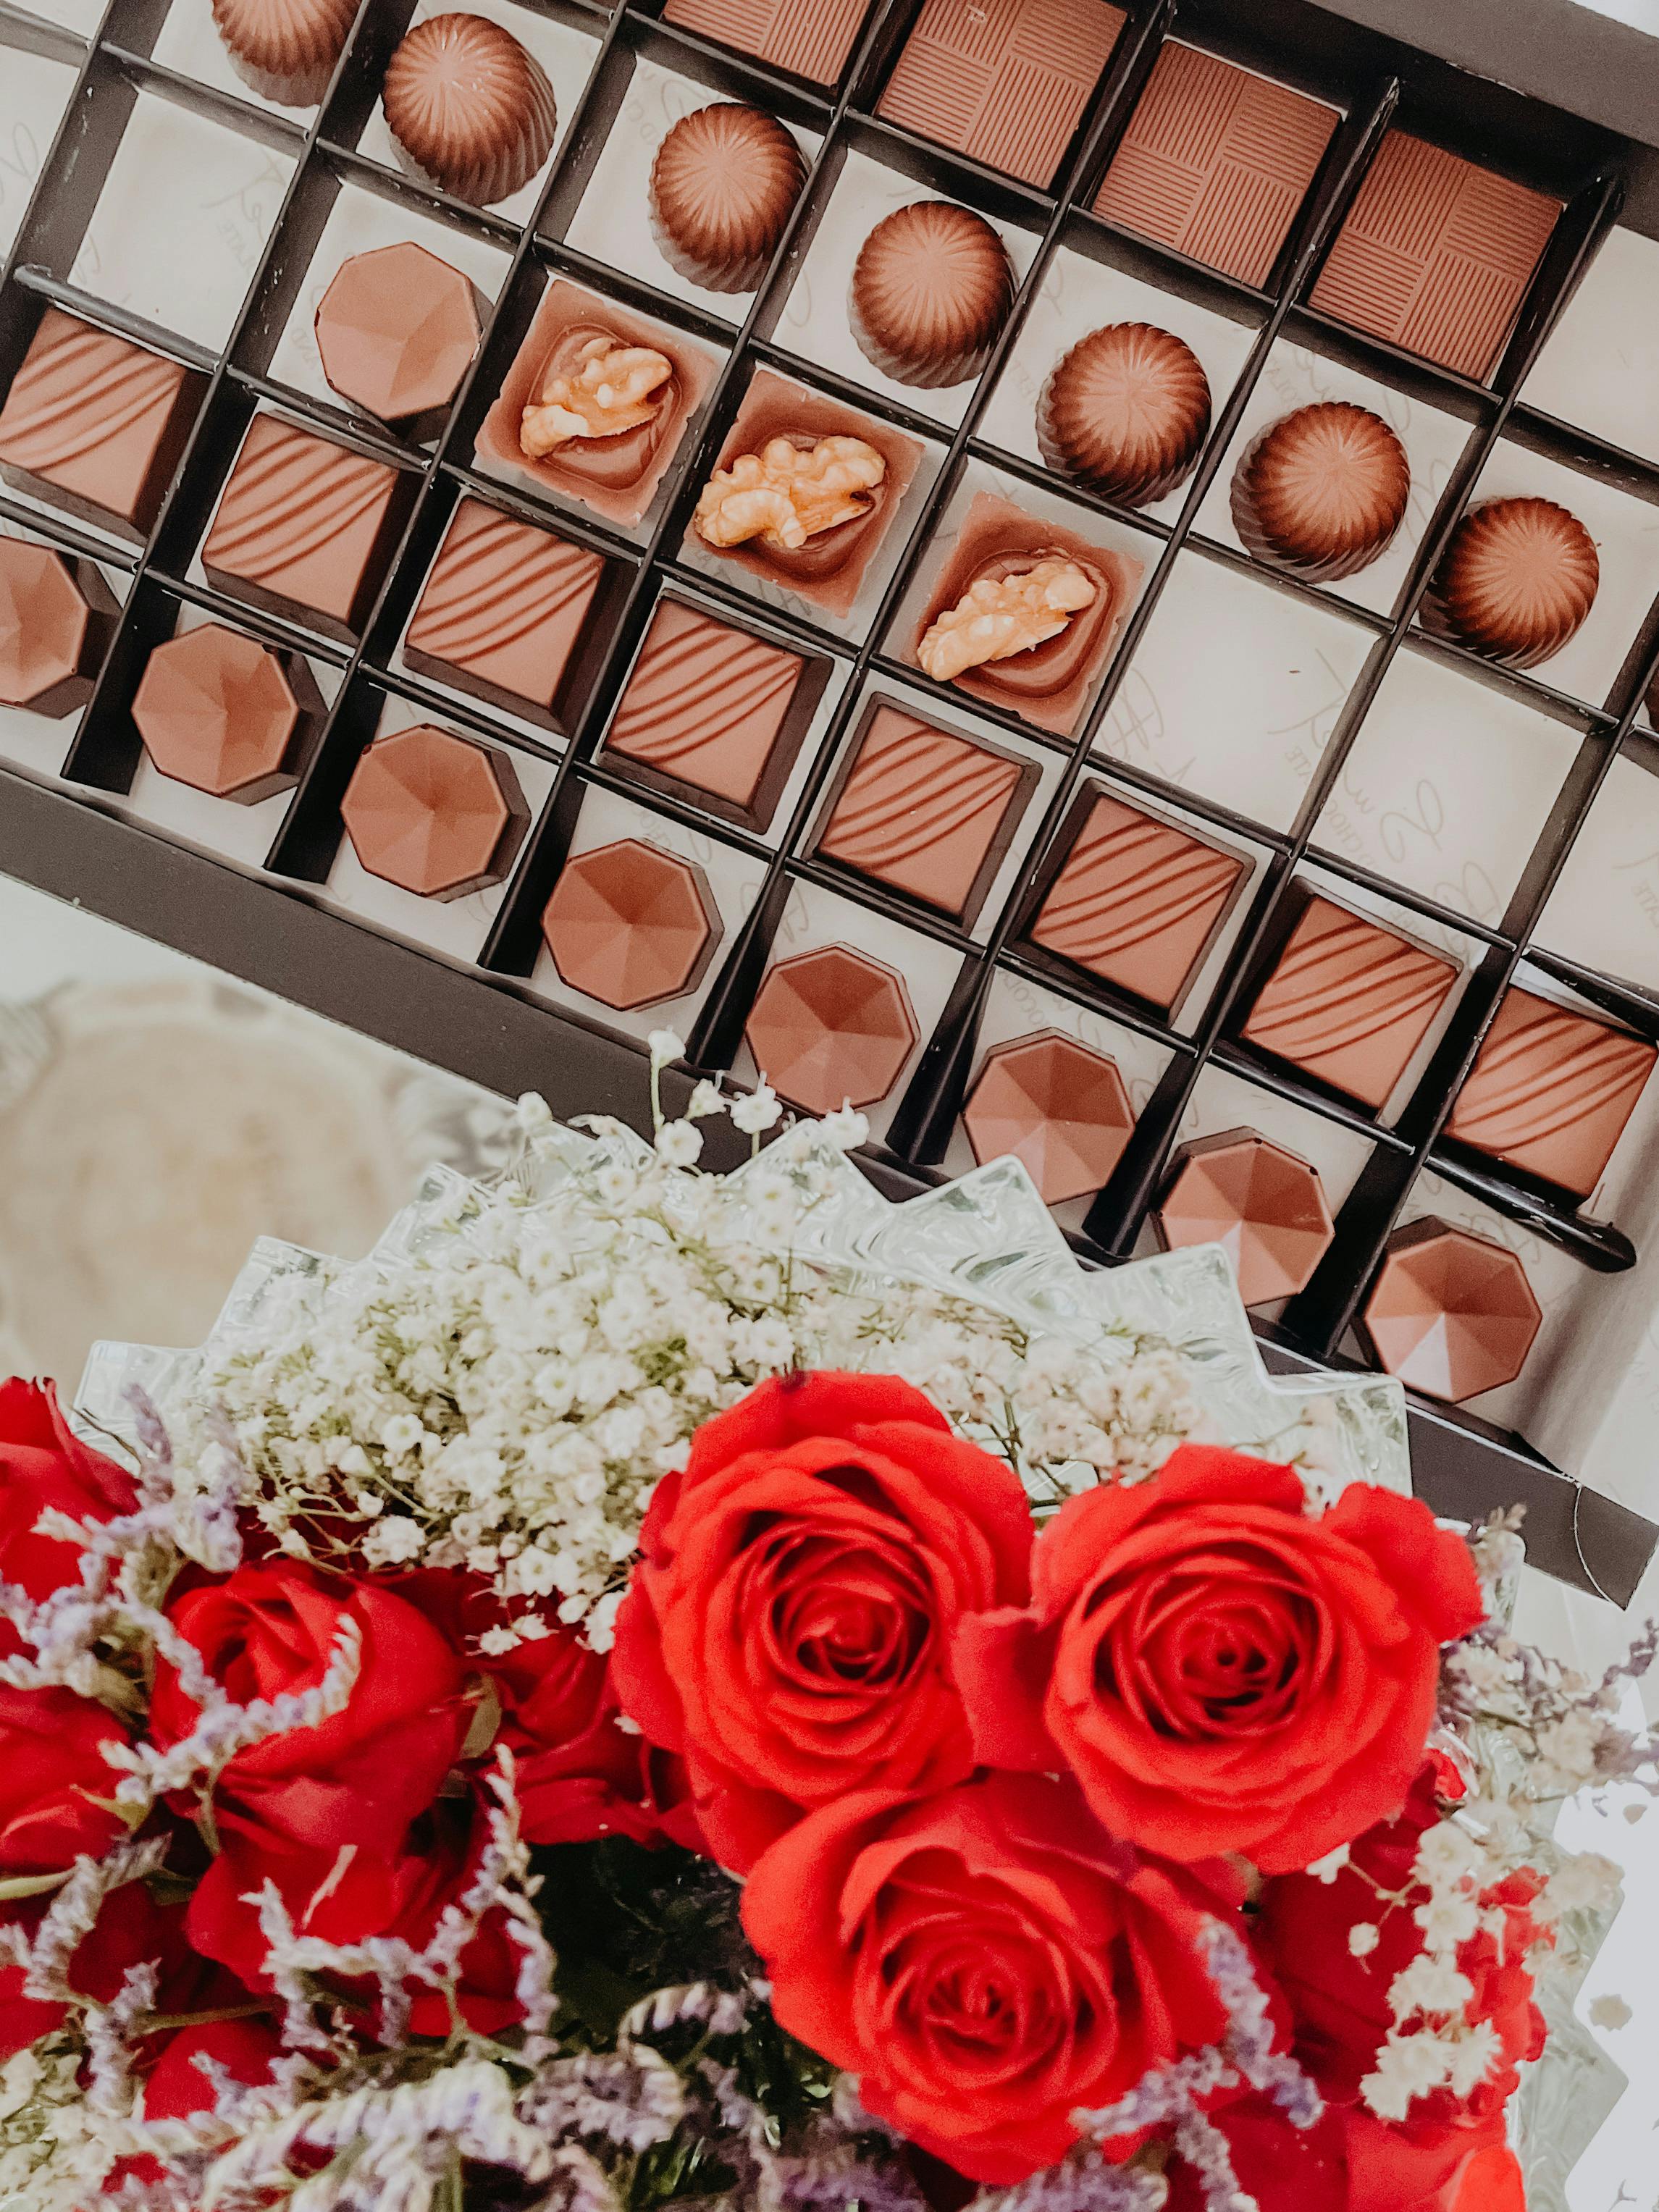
[203,413,415,639]
[602,598,823,832]
[649,104,806,295]
[210,0,357,104]
[849,201,1014,389]
[406,497,611,731]
[383,13,557,207]
[818,703,1036,925]
[0,308,203,541]
[1028,788,1245,1014]
[1241,895,1458,1111]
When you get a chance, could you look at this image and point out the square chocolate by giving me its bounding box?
[203,414,416,643]
[1308,133,1561,382]
[878,0,1127,190]
[816,699,1037,926]
[406,498,614,733]
[601,597,827,833]
[660,0,873,86]
[1028,785,1246,1015]
[0,308,205,543]
[1240,893,1458,1111]
[1093,42,1338,289]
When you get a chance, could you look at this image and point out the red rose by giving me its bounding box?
[0,1684,129,1873]
[0,1381,136,1652]
[149,1563,469,1853]
[611,1371,1033,1872]
[1162,2092,1526,2212]
[0,1885,205,2062]
[103,2013,285,2195]
[956,1446,1483,1871]
[1164,2093,1344,2212]
[742,1772,1235,2184]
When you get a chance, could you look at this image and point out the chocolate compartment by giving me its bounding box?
[4,0,1659,1591]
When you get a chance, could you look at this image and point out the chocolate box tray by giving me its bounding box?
[2,0,1659,1600]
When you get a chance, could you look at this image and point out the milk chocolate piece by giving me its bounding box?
[1309,133,1560,383]
[406,499,611,733]
[817,701,1036,926]
[910,491,1140,736]
[1240,894,1458,1111]
[476,279,715,529]
[203,414,416,642]
[382,13,556,207]
[849,202,1015,390]
[692,369,923,621]
[211,0,356,104]
[1421,497,1599,670]
[1154,1130,1335,1305]
[132,622,322,803]
[340,723,529,899]
[0,309,204,543]
[314,243,482,438]
[878,0,1127,189]
[660,0,870,87]
[542,840,720,1010]
[1093,43,1337,289]
[0,540,116,718]
[745,944,917,1115]
[1360,1217,1542,1402]
[962,1030,1134,1203]
[1232,403,1410,581]
[649,104,805,295]
[1028,786,1243,1015]
[1037,323,1211,508]
[602,598,821,833]
[1445,986,1655,1199]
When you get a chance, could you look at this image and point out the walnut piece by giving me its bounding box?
[693,434,886,552]
[917,557,1097,682]
[521,340,673,456]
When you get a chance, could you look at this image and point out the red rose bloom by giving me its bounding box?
[1162,2091,1529,2212]
[0,1380,135,1652]
[149,1563,469,1854]
[103,2013,285,2195]
[742,1772,1235,2185]
[0,1684,129,1873]
[956,1445,1483,1871]
[611,1371,1033,1872]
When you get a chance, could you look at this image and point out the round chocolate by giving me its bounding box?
[648,104,806,295]
[1232,401,1410,581]
[1036,322,1210,507]
[382,13,557,207]
[849,201,1015,390]
[1425,495,1600,670]
[211,0,356,103]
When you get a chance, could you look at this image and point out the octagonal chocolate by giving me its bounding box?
[1154,1129,1335,1306]
[745,944,917,1118]
[1359,1216,1542,1403]
[0,538,117,718]
[340,724,529,898]
[962,1030,1134,1204]
[542,838,720,1010]
[132,621,322,802]
[314,243,482,437]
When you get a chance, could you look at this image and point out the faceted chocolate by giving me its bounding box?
[1094,43,1337,289]
[1360,1217,1542,1402]
[1028,788,1244,1014]
[745,944,917,1116]
[314,243,482,436]
[817,702,1034,926]
[1038,323,1211,508]
[0,540,116,718]
[849,202,1015,390]
[542,840,720,1010]
[1445,986,1655,1200]
[962,1030,1134,1204]
[1240,896,1458,1112]
[660,0,871,88]
[132,623,322,803]
[382,12,557,206]
[340,724,529,899]
[211,0,356,104]
[649,104,806,294]
[1232,403,1411,582]
[1154,1130,1335,1305]
[1309,133,1560,383]
[1421,497,1599,670]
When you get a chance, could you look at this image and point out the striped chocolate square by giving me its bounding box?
[661,0,872,85]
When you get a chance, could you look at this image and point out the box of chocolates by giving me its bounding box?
[3,0,1659,1597]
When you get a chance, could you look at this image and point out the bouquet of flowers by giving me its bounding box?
[0,1065,1650,2212]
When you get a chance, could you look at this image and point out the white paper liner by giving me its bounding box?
[1521,226,1659,468]
[1533,751,1659,993]
[978,243,1262,530]
[0,514,130,783]
[151,0,325,119]
[69,93,294,350]
[0,42,77,256]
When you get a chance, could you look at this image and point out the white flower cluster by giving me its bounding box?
[1360,1817,1505,2121]
[0,2035,113,2211]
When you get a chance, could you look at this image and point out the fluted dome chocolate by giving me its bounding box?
[211,0,356,102]
[849,201,1014,390]
[383,13,557,206]
[1425,495,1599,669]
[1232,401,1410,581]
[1036,323,1210,507]
[649,104,805,295]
